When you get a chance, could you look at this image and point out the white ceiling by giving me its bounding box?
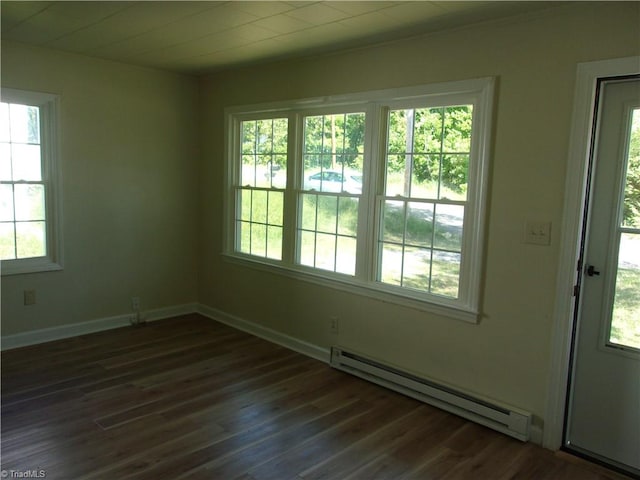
[1,1,561,75]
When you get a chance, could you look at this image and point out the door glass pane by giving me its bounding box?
[609,107,640,350]
[610,234,640,350]
[622,109,640,228]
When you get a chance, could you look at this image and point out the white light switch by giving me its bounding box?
[524,221,551,246]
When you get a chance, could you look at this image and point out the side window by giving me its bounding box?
[378,105,473,299]
[1,89,61,275]
[235,117,288,260]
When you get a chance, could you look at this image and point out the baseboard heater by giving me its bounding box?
[330,347,531,442]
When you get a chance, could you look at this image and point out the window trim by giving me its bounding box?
[1,88,63,276]
[224,77,494,323]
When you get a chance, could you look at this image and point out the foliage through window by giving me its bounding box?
[226,79,494,321]
[1,89,61,275]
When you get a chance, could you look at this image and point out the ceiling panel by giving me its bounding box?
[0,1,564,74]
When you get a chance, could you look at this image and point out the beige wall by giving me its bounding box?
[198,2,640,429]
[1,1,638,437]
[1,42,200,334]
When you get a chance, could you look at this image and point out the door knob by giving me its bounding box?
[586,265,601,276]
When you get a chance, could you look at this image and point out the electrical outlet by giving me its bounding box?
[131,297,140,311]
[330,316,339,334]
[24,290,36,306]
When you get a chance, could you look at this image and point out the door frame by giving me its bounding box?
[544,56,640,451]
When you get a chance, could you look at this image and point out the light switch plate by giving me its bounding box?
[524,221,551,245]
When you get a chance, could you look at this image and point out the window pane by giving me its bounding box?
[0,184,14,221]
[250,223,266,257]
[251,190,267,224]
[337,197,358,236]
[316,195,337,233]
[315,233,336,271]
[441,155,469,201]
[301,194,317,230]
[380,243,402,286]
[0,104,9,142]
[434,204,464,251]
[622,108,640,228]
[402,246,431,291]
[14,184,45,221]
[411,154,439,199]
[11,144,42,181]
[240,118,287,189]
[299,230,315,267]
[382,200,405,244]
[406,202,433,247]
[303,112,364,194]
[238,220,251,254]
[0,143,11,180]
[443,106,473,152]
[266,226,282,260]
[267,191,283,225]
[420,108,444,153]
[236,187,283,260]
[0,222,15,259]
[431,251,461,298]
[387,110,409,154]
[336,236,356,275]
[610,235,640,350]
[16,221,46,258]
[240,189,252,221]
[385,158,408,197]
[9,104,40,144]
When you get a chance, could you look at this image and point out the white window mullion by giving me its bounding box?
[282,113,301,266]
[357,103,383,283]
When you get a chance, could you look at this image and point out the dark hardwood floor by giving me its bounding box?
[0,314,630,479]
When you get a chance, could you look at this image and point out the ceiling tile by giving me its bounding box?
[232,1,297,18]
[380,2,448,24]
[0,1,564,74]
[337,10,406,33]
[285,3,351,26]
[250,13,314,35]
[0,1,53,31]
[327,1,399,16]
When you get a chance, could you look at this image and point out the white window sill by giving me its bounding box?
[222,253,480,324]
[1,258,63,276]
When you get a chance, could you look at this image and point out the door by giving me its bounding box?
[566,76,640,476]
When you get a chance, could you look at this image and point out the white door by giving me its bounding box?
[566,76,640,476]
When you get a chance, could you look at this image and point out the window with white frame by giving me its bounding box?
[1,89,62,275]
[225,78,493,322]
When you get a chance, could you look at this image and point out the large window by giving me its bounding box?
[0,89,61,275]
[225,78,494,321]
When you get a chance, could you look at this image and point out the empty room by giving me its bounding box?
[1,1,639,479]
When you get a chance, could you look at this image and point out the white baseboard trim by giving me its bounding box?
[0,303,546,446]
[0,303,198,351]
[197,304,330,364]
[530,424,544,446]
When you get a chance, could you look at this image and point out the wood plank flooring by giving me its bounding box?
[0,314,630,479]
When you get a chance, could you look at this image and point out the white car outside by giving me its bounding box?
[304,169,362,194]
